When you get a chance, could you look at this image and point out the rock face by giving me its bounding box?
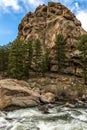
[18,2,87,74]
[18,2,86,49]
[0,79,40,110]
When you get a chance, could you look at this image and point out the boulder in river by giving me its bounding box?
[40,92,55,103]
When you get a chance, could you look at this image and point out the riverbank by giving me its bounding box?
[0,73,87,111]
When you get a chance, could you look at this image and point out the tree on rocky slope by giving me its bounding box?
[23,40,33,78]
[54,34,67,73]
[78,34,87,85]
[41,48,51,76]
[0,44,10,76]
[34,39,43,75]
[8,38,24,79]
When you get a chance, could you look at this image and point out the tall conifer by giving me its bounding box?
[34,39,42,75]
[54,34,67,72]
[8,38,24,79]
[78,34,87,85]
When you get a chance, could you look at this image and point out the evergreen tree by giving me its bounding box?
[0,45,10,76]
[0,46,5,75]
[41,56,47,76]
[34,39,42,75]
[8,38,24,79]
[23,40,33,78]
[41,48,51,76]
[78,34,87,85]
[45,48,51,71]
[54,34,67,72]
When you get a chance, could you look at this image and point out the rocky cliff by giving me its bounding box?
[18,2,86,47]
[18,2,87,74]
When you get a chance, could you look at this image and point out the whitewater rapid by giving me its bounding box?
[0,105,87,130]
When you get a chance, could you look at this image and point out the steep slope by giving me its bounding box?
[18,2,87,74]
[18,2,86,48]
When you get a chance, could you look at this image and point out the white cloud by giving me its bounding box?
[64,0,73,4]
[20,0,44,11]
[0,0,87,32]
[26,0,44,7]
[76,11,87,31]
[0,0,21,12]
[75,2,79,9]
[0,0,44,13]
[51,0,73,5]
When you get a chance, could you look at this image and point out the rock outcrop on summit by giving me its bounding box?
[18,2,86,48]
[18,2,87,74]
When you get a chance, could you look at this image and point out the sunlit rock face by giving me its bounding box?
[18,2,86,48]
[18,2,87,74]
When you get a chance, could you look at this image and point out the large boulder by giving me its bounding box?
[0,79,40,110]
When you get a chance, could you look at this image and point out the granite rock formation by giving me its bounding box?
[18,2,86,47]
[18,2,87,74]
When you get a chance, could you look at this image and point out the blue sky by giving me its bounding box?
[0,0,87,45]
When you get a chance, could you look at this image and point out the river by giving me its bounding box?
[0,105,87,130]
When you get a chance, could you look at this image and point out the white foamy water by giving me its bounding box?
[0,106,87,130]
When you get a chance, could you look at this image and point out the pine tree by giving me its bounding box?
[41,56,47,76]
[0,47,5,75]
[54,34,67,73]
[41,48,51,76]
[27,40,33,70]
[23,40,33,78]
[34,39,42,75]
[0,45,9,76]
[45,48,51,71]
[78,34,87,85]
[8,38,24,79]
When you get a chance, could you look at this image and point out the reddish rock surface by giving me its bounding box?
[18,2,86,49]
